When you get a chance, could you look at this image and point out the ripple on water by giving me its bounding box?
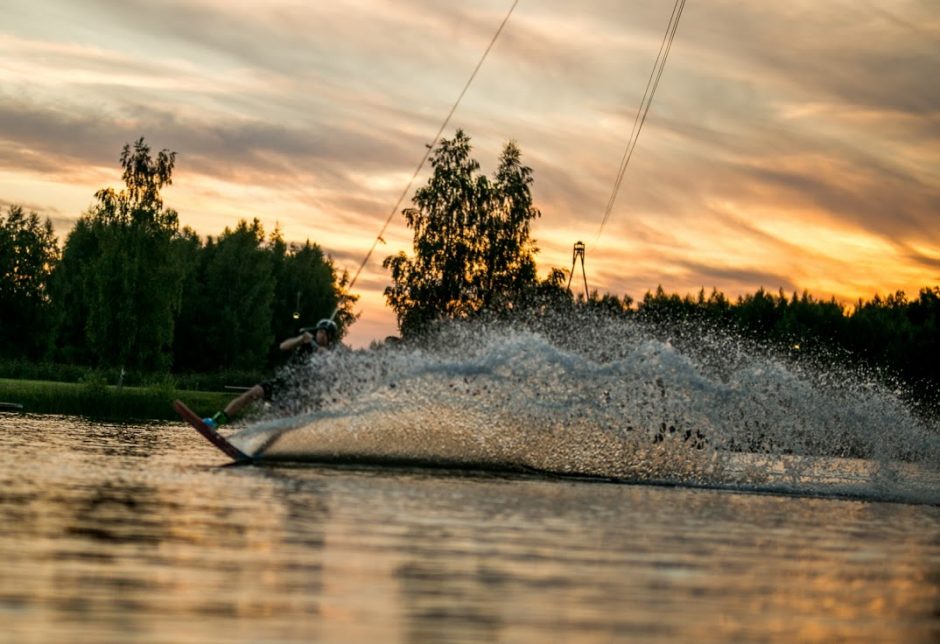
[0,414,938,642]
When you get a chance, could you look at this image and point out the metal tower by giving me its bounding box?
[566,241,589,300]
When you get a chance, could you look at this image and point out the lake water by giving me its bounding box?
[0,413,937,643]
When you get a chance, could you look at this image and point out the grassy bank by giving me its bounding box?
[0,358,263,392]
[0,378,235,421]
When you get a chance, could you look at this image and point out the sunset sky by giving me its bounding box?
[2,0,938,346]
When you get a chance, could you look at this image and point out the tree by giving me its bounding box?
[171,224,357,373]
[53,138,185,372]
[384,131,541,336]
[188,219,275,371]
[0,205,60,359]
[477,141,540,309]
[637,285,688,324]
[168,226,205,371]
[905,288,940,397]
[50,217,99,365]
[270,238,358,364]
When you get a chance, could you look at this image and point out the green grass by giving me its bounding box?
[0,378,235,421]
[0,358,264,391]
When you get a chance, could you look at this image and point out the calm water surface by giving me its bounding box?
[0,414,937,642]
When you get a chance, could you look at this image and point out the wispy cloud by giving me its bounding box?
[0,0,937,345]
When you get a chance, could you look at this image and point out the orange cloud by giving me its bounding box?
[0,0,937,345]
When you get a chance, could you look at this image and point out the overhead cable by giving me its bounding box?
[341,0,520,302]
[596,0,687,239]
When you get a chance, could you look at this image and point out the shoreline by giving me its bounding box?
[0,378,234,422]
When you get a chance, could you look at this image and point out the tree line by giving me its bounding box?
[0,139,355,379]
[1,132,937,408]
[582,286,940,406]
[384,130,542,336]
[385,130,939,408]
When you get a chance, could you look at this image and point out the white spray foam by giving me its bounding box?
[228,315,940,503]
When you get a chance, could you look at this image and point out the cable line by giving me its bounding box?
[337,0,520,317]
[596,0,686,239]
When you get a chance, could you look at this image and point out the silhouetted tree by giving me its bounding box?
[477,141,540,309]
[0,205,59,359]
[172,224,357,373]
[185,219,275,371]
[384,131,541,336]
[270,237,358,365]
[53,138,185,371]
[168,226,205,371]
[50,217,98,365]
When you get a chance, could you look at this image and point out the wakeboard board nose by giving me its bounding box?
[173,399,251,463]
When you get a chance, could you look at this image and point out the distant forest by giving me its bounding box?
[382,130,940,410]
[0,139,355,385]
[576,285,940,409]
[0,135,937,411]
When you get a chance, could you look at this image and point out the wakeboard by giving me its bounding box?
[173,399,251,463]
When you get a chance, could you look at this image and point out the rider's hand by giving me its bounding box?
[300,331,314,344]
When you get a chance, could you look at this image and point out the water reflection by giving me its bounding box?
[0,415,937,642]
